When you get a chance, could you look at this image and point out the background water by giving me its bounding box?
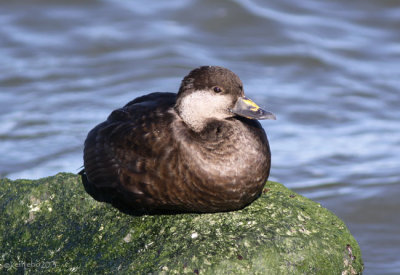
[1,0,399,273]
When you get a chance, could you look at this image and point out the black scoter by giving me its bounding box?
[81,66,276,214]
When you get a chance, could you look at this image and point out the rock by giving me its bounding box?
[0,173,363,274]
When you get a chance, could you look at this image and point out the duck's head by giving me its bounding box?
[175,66,276,131]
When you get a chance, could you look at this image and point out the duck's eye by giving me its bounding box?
[213,86,222,93]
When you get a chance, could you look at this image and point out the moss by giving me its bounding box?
[0,173,363,274]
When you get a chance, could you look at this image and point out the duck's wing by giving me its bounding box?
[82,92,177,208]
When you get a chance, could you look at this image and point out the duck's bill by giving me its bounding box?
[230,97,276,120]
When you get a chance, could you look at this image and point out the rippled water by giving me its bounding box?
[1,0,399,273]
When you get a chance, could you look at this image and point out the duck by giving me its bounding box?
[80,66,276,214]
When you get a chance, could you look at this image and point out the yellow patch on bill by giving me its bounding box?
[242,97,261,112]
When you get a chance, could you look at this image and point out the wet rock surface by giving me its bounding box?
[0,173,363,274]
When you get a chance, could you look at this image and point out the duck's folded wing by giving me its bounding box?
[83,93,176,191]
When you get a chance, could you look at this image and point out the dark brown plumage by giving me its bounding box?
[81,66,275,214]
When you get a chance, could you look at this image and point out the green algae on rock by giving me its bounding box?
[0,173,363,274]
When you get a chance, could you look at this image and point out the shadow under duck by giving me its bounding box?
[81,66,275,214]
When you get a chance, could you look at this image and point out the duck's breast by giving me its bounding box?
[169,117,271,211]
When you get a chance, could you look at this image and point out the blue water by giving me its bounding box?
[1,0,400,273]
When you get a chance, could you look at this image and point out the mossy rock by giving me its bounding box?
[0,173,363,274]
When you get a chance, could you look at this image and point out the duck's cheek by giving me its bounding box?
[177,91,233,131]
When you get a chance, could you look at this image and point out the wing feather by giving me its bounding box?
[82,93,177,209]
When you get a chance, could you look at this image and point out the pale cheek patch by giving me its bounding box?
[179,90,232,131]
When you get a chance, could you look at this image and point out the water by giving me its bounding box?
[1,0,399,273]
